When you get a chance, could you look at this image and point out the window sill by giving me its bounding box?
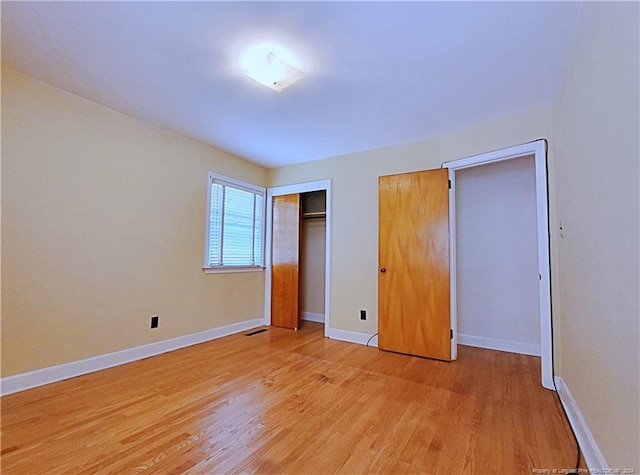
[203,266,264,274]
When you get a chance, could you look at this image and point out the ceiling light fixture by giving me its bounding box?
[240,42,306,92]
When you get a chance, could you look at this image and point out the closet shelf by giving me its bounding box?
[302,211,326,219]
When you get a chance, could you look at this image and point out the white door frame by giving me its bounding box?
[444,140,553,390]
[264,180,331,337]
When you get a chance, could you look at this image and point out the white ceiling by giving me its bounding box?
[1,2,580,168]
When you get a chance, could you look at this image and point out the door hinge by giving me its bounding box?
[450,329,453,339]
[448,179,451,189]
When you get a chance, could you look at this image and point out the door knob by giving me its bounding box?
[380,268,386,273]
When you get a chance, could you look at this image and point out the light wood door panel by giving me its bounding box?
[271,194,300,330]
[378,168,451,360]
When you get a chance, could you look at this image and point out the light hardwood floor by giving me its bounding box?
[1,322,579,474]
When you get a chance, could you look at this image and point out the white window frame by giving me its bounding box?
[203,172,265,274]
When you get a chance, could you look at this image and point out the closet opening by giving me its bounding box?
[445,139,553,389]
[265,180,332,336]
[300,191,326,328]
[455,156,541,357]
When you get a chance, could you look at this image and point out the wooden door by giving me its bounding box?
[271,194,301,330]
[378,168,451,360]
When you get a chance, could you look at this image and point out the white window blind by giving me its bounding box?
[206,174,265,269]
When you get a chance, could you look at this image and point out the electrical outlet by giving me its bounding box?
[360,310,367,320]
[150,315,159,329]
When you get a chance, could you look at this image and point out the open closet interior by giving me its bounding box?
[300,191,326,326]
[270,189,326,330]
[455,155,541,356]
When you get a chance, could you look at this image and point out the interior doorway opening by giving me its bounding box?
[444,140,553,389]
[455,155,541,355]
[299,191,327,328]
[265,180,332,336]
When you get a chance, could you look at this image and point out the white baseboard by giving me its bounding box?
[0,317,264,396]
[554,377,609,471]
[301,312,325,323]
[458,333,541,356]
[326,327,378,348]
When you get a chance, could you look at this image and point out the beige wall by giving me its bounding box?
[300,218,326,317]
[1,68,267,377]
[552,2,639,469]
[268,102,553,337]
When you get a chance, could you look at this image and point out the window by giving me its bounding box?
[204,173,265,272]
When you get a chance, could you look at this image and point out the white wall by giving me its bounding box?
[456,155,540,355]
[552,2,639,469]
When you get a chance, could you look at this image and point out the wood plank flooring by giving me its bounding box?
[1,322,579,474]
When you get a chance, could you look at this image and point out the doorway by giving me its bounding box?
[455,156,541,356]
[445,140,553,389]
[300,191,327,326]
[265,180,331,336]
